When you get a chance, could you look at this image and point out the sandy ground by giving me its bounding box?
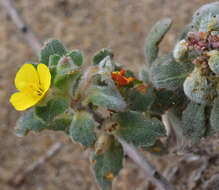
[0,0,216,190]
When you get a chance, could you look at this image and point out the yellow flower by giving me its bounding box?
[10,63,51,111]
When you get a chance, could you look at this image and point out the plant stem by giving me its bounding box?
[116,136,177,190]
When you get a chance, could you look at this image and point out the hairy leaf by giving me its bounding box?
[125,84,155,112]
[114,111,166,147]
[182,102,206,143]
[40,39,67,65]
[16,110,46,137]
[93,48,114,65]
[192,2,219,32]
[70,111,97,147]
[210,97,219,134]
[150,88,187,115]
[145,18,172,65]
[183,67,216,105]
[92,135,123,190]
[83,85,126,111]
[35,98,69,123]
[67,50,83,66]
[150,54,193,90]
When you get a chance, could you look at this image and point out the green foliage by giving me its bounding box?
[70,111,97,147]
[91,135,123,190]
[178,23,195,40]
[192,2,219,32]
[67,50,83,66]
[145,18,172,65]
[182,102,206,143]
[16,109,72,137]
[208,51,219,74]
[16,110,47,137]
[114,111,165,147]
[210,97,219,134]
[93,48,114,65]
[35,98,69,123]
[183,67,216,105]
[173,40,188,62]
[49,54,61,86]
[49,54,61,67]
[47,110,73,132]
[150,89,187,115]
[150,54,193,91]
[54,56,81,90]
[138,67,150,83]
[124,84,155,112]
[40,39,67,65]
[83,85,126,111]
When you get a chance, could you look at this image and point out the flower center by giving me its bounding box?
[29,83,44,97]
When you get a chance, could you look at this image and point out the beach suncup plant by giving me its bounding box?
[10,2,219,190]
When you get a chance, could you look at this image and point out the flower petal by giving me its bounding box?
[37,64,51,91]
[10,92,40,111]
[15,64,39,91]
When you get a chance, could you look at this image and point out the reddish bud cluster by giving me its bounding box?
[186,32,219,52]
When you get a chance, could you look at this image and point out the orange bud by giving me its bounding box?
[111,69,134,88]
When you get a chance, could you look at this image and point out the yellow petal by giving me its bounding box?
[37,64,51,92]
[15,64,39,92]
[10,92,40,111]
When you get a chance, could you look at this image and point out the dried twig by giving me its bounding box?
[116,136,177,190]
[1,0,42,57]
[7,143,63,187]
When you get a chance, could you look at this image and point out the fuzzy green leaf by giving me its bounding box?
[173,40,188,62]
[183,67,216,105]
[182,102,206,143]
[70,111,97,147]
[208,53,219,74]
[48,112,73,132]
[16,110,46,137]
[210,97,219,134]
[125,84,155,112]
[179,23,195,40]
[192,2,219,32]
[138,67,150,83]
[114,111,166,147]
[150,89,187,115]
[40,39,67,65]
[145,18,172,65]
[67,50,83,66]
[49,54,61,67]
[54,70,80,90]
[54,56,80,90]
[83,85,126,111]
[93,48,114,65]
[35,98,69,123]
[150,54,193,90]
[92,135,123,190]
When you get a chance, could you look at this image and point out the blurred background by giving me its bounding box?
[0,0,216,190]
